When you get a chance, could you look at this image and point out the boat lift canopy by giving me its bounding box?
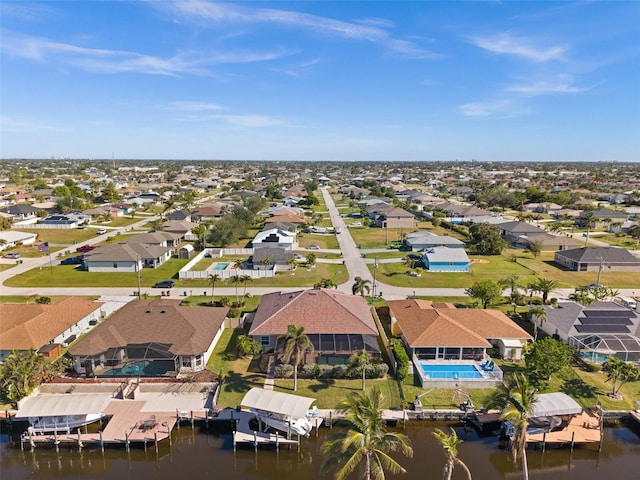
[15,394,112,419]
[241,388,316,419]
[530,392,582,418]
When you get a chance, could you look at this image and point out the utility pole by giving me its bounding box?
[136,255,142,299]
[596,257,604,286]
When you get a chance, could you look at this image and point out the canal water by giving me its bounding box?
[2,420,639,479]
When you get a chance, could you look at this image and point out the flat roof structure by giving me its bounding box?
[241,388,316,419]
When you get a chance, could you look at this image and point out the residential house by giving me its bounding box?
[68,299,229,376]
[252,228,297,250]
[554,246,640,272]
[541,301,640,362]
[523,202,563,215]
[83,243,172,271]
[427,202,492,224]
[37,213,91,228]
[0,230,37,250]
[161,220,200,240]
[388,299,531,384]
[251,247,294,270]
[369,206,416,229]
[421,247,470,272]
[264,213,306,226]
[497,221,580,251]
[248,289,380,363]
[121,231,182,248]
[166,210,192,222]
[576,208,628,228]
[191,204,225,221]
[0,297,105,361]
[405,231,464,251]
[0,204,42,222]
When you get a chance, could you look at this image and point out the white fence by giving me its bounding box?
[178,247,274,280]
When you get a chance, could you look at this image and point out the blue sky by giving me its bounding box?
[1,1,639,162]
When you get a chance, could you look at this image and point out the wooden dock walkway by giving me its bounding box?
[526,411,602,446]
[212,409,299,450]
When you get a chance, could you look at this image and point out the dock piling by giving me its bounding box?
[53,431,59,452]
[275,431,279,452]
[154,432,158,454]
[570,431,575,452]
[191,410,194,429]
[77,430,83,451]
[542,431,546,453]
[254,431,258,452]
[125,431,130,453]
[100,430,104,452]
[329,410,332,429]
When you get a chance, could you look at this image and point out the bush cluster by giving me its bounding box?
[390,339,409,381]
[273,362,389,379]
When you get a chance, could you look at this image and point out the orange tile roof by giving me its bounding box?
[264,214,306,224]
[249,289,377,336]
[387,299,531,348]
[0,297,105,351]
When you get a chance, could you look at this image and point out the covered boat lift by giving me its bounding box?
[240,388,316,420]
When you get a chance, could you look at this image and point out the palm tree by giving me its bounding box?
[321,387,413,480]
[629,224,640,250]
[230,274,241,306]
[277,324,314,392]
[234,258,244,271]
[306,252,317,268]
[208,273,221,306]
[602,356,640,398]
[528,306,547,341]
[314,278,337,289]
[492,373,537,480]
[260,257,271,270]
[352,276,372,297]
[532,278,558,305]
[240,274,252,304]
[433,427,472,480]
[349,350,369,391]
[0,349,48,404]
[581,211,596,246]
[287,257,297,275]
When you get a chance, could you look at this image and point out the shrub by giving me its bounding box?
[274,364,293,378]
[368,363,389,379]
[390,339,409,381]
[330,365,347,378]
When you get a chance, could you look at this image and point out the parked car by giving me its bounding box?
[96,228,107,235]
[60,256,84,265]
[76,245,96,253]
[350,222,363,227]
[153,280,175,288]
[306,244,320,250]
[2,252,21,259]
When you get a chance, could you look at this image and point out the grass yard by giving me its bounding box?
[4,258,190,288]
[0,295,97,304]
[206,329,267,408]
[297,234,340,250]
[15,228,98,245]
[93,216,142,228]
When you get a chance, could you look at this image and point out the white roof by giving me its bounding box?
[0,230,37,242]
[423,246,470,263]
[531,392,582,418]
[15,393,112,418]
[241,388,315,419]
[500,338,523,348]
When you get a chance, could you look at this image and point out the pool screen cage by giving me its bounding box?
[103,342,177,366]
[569,333,640,363]
[304,334,380,354]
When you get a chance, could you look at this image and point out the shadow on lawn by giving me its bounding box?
[561,377,601,402]
[308,379,337,393]
[222,370,263,394]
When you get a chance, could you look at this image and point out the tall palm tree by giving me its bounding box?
[433,427,472,480]
[528,306,547,341]
[581,211,596,246]
[230,274,241,306]
[532,278,558,305]
[350,350,369,391]
[352,276,372,297]
[629,224,640,250]
[602,356,640,398]
[321,386,413,480]
[0,349,47,404]
[492,373,537,480]
[208,273,221,306]
[277,324,314,392]
[240,274,252,304]
[287,257,297,275]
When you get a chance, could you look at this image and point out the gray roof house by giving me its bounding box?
[554,247,640,272]
[405,231,464,251]
[540,301,640,362]
[84,243,173,272]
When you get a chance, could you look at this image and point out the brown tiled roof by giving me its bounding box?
[388,299,531,348]
[0,297,104,350]
[68,300,229,357]
[249,289,377,336]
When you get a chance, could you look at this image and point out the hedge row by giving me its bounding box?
[390,339,409,381]
[274,363,389,380]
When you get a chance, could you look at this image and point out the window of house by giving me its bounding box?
[182,358,192,368]
[195,355,202,367]
[260,336,270,346]
[113,263,118,269]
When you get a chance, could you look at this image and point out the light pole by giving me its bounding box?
[596,257,604,287]
[371,257,378,304]
[136,255,141,299]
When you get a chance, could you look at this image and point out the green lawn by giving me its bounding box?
[15,228,98,245]
[297,234,340,250]
[5,258,190,288]
[93,216,143,228]
[0,295,98,304]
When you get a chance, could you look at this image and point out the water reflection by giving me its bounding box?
[1,421,639,480]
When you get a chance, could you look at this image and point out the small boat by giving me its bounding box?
[251,406,322,437]
[27,414,104,434]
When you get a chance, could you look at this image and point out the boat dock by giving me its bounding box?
[525,411,603,450]
[212,409,300,451]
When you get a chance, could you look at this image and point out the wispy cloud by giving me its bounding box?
[0,3,57,22]
[158,0,440,59]
[0,29,290,76]
[163,101,225,111]
[0,115,68,133]
[458,99,530,118]
[508,74,590,95]
[470,32,567,62]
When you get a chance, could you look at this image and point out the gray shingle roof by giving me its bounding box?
[556,247,640,264]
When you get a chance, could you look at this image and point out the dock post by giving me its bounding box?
[77,430,83,451]
[297,432,300,452]
[168,427,172,447]
[154,432,158,454]
[253,431,257,452]
[125,431,130,453]
[29,430,34,451]
[542,431,546,453]
[100,430,104,453]
[275,431,279,452]
[5,410,11,428]
[205,408,209,428]
[54,430,59,452]
[176,410,180,429]
[329,410,332,429]
[233,431,236,452]
[403,408,407,428]
[570,431,575,452]
[191,410,194,429]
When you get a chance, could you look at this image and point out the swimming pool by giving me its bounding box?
[102,360,166,377]
[212,262,229,271]
[419,363,484,380]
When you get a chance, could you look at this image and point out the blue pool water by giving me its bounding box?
[213,262,229,271]
[103,360,163,377]
[420,363,483,380]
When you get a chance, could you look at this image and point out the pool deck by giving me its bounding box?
[414,359,503,388]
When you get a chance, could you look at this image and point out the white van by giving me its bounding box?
[615,297,637,310]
